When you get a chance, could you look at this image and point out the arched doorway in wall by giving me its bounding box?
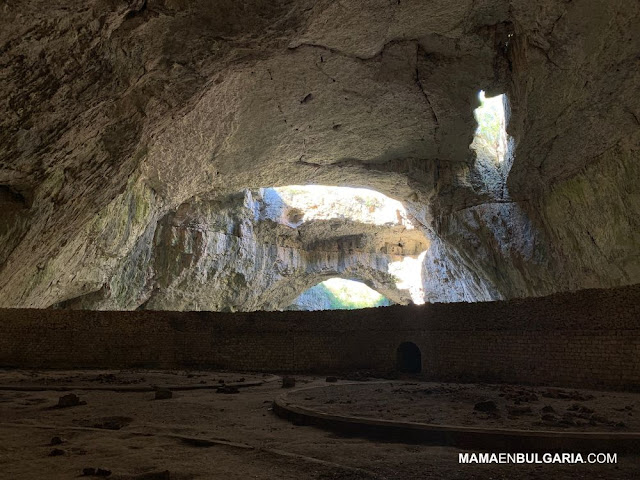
[396,342,422,373]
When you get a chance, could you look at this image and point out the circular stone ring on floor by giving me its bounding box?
[273,383,640,453]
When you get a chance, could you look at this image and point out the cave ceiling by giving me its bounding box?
[0,0,638,309]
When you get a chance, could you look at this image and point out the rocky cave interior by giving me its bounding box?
[1,0,639,478]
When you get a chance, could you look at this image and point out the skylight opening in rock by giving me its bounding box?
[288,278,392,311]
[471,90,507,164]
[388,250,428,305]
[271,185,414,228]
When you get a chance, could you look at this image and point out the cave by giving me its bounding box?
[1,1,639,478]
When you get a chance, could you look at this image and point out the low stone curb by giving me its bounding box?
[273,384,640,453]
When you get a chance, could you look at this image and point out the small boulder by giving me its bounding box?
[57,393,86,408]
[50,436,64,445]
[507,405,532,416]
[325,376,338,383]
[590,414,610,424]
[541,405,555,413]
[49,448,65,456]
[559,417,576,427]
[154,389,172,400]
[96,468,112,477]
[82,468,97,476]
[474,400,497,412]
[568,404,594,414]
[282,377,296,388]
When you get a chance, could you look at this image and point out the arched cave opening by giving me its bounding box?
[47,184,430,312]
[252,184,429,311]
[396,342,422,374]
[287,277,392,311]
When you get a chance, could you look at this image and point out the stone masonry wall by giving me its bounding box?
[0,284,639,391]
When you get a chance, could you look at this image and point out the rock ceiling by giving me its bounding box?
[0,0,638,309]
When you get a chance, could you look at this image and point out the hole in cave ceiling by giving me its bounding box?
[471,90,507,164]
[267,185,415,228]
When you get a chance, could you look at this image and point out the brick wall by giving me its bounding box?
[0,284,639,390]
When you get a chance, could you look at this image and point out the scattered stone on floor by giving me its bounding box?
[568,403,594,414]
[93,373,118,383]
[282,377,296,388]
[56,393,86,408]
[154,388,173,400]
[217,385,239,394]
[89,416,133,430]
[474,400,497,412]
[499,385,539,404]
[507,405,532,416]
[542,388,594,401]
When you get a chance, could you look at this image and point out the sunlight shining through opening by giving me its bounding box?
[273,185,414,228]
[472,90,507,164]
[269,185,427,307]
[290,278,392,311]
[388,251,427,305]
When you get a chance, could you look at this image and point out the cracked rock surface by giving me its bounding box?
[0,0,638,309]
[54,189,425,311]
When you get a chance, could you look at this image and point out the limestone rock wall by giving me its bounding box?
[57,188,425,311]
[0,0,638,309]
[414,0,640,302]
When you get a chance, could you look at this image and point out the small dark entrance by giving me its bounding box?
[396,342,422,373]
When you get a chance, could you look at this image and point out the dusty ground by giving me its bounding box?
[286,382,640,432]
[0,370,264,388]
[0,370,638,480]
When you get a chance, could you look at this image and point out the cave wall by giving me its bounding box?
[1,0,639,309]
[416,0,640,302]
[1,284,639,390]
[56,188,425,310]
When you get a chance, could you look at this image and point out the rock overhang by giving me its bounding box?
[0,0,638,309]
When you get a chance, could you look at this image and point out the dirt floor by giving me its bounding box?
[0,369,638,480]
[286,381,640,432]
